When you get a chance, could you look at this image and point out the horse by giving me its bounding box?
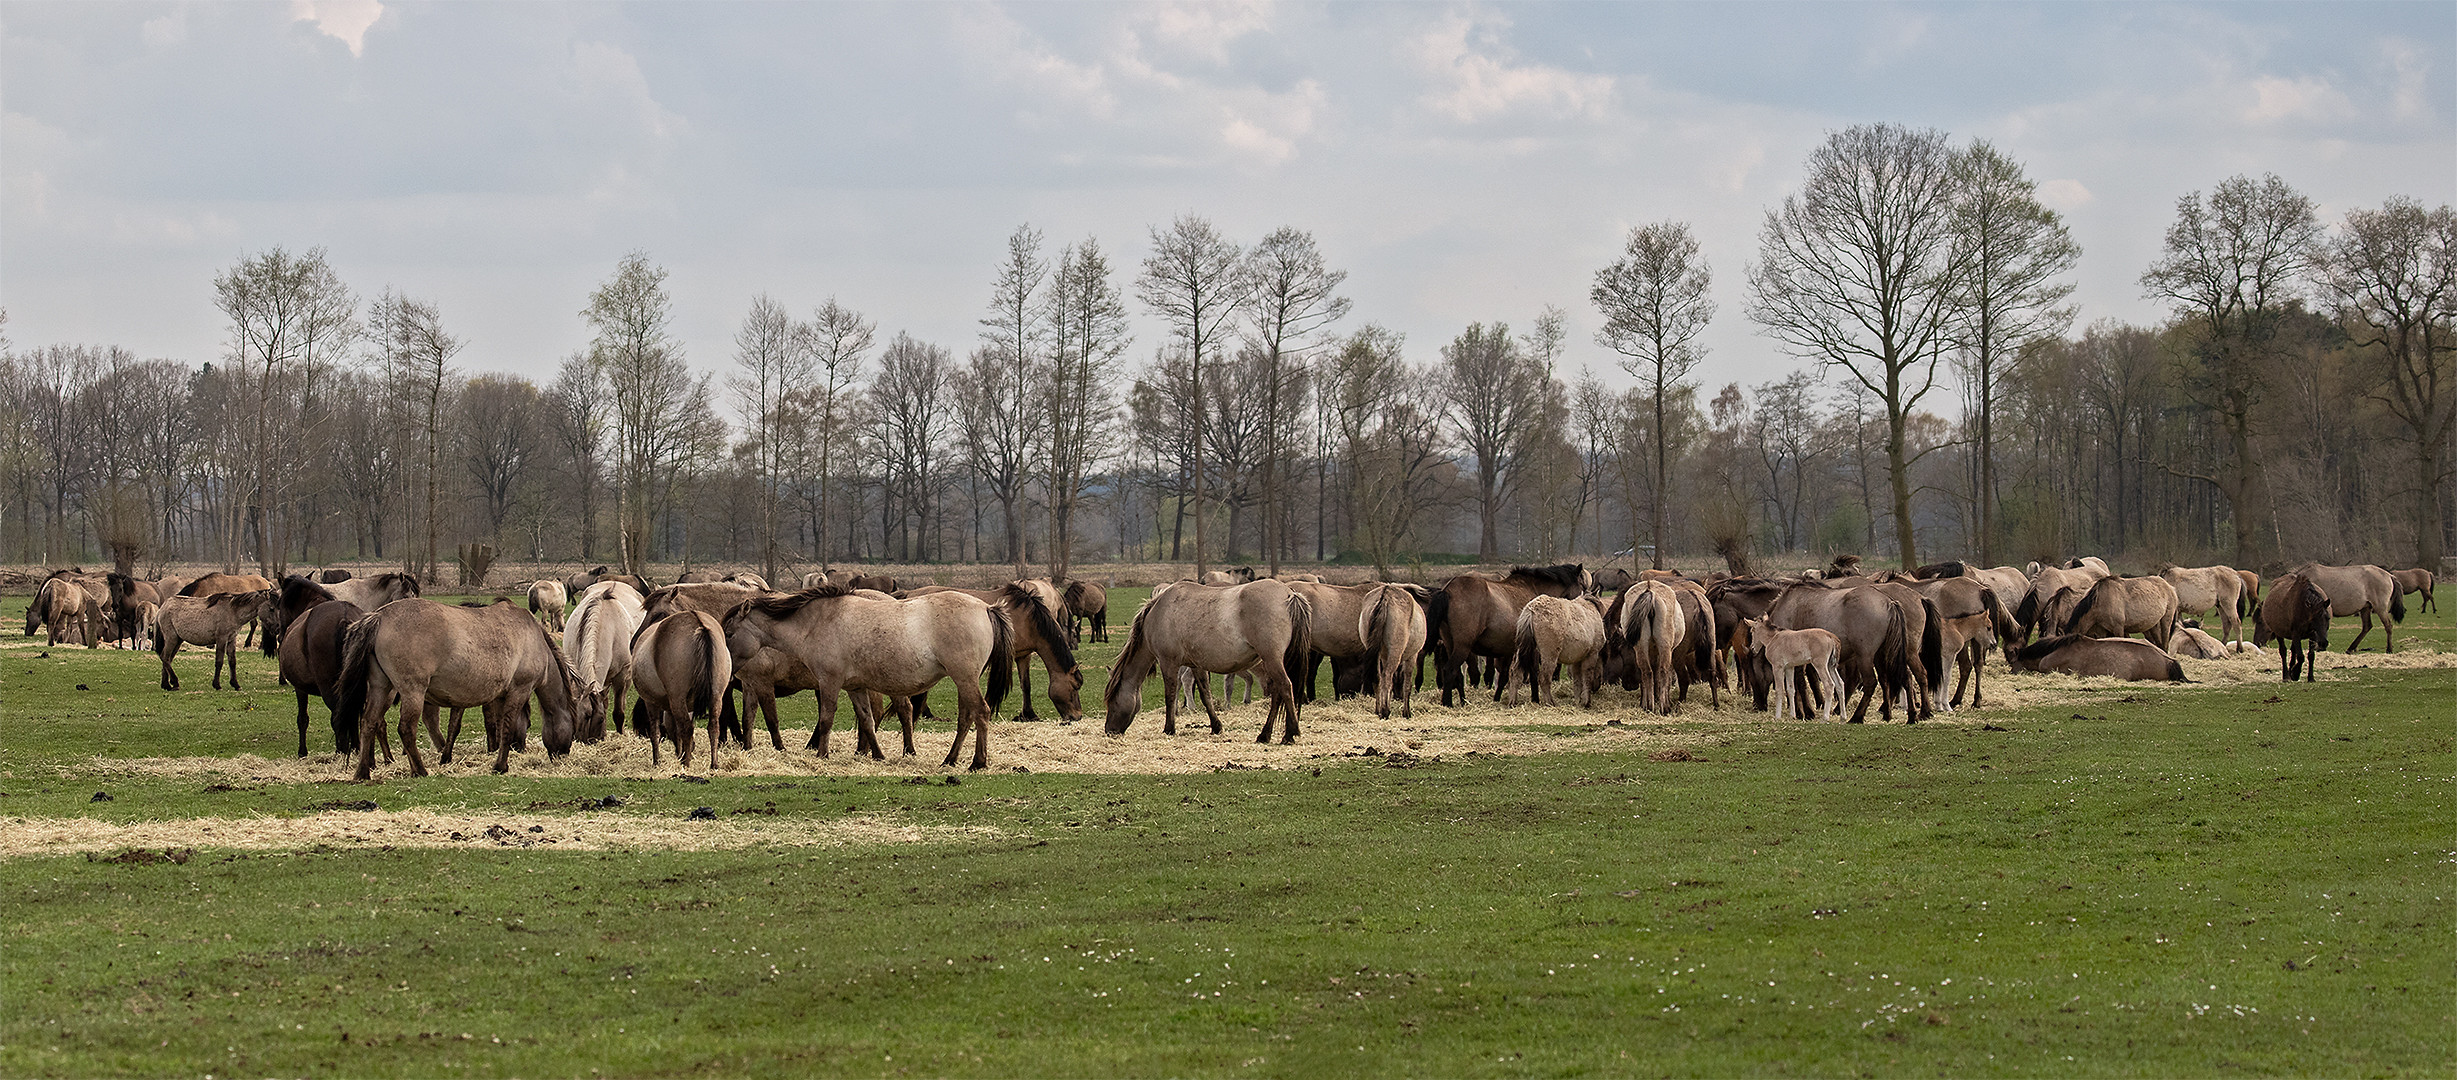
[179,572,276,597]
[564,580,646,741]
[2063,576,2181,652]
[1617,581,1686,714]
[674,570,724,583]
[2391,568,2436,614]
[1763,582,1927,723]
[2160,565,2249,645]
[1933,610,1999,708]
[628,610,734,770]
[1062,580,1109,643]
[2168,622,2234,660]
[1104,579,1312,743]
[278,597,369,757]
[721,584,1012,770]
[2008,634,2186,681]
[338,598,582,779]
[846,572,899,594]
[1703,577,1788,688]
[717,624,908,758]
[526,579,569,632]
[2254,573,2332,682]
[2295,564,2404,653]
[902,582,1081,723]
[261,576,339,666]
[154,590,274,690]
[1590,567,1635,594]
[1286,581,1400,704]
[1739,618,1843,722]
[1201,566,1259,586]
[800,570,838,590]
[37,575,100,647]
[644,581,765,622]
[316,568,353,584]
[729,572,770,590]
[1902,575,2016,709]
[2014,562,2109,646]
[1426,563,1590,705]
[1360,584,1426,720]
[102,573,162,649]
[1663,579,1722,707]
[1507,595,1609,708]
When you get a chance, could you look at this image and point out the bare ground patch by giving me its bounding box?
[0,808,999,859]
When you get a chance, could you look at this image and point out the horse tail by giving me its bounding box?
[984,606,1013,712]
[1875,600,1911,699]
[2236,578,2253,620]
[2389,579,2407,623]
[685,617,716,718]
[1919,597,1945,697]
[1282,593,1314,697]
[1512,614,1540,697]
[1423,588,1453,672]
[334,611,380,743]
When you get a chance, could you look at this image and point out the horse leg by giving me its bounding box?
[854,689,884,761]
[1016,658,1038,721]
[811,688,838,758]
[1259,658,1299,745]
[762,689,785,752]
[952,681,991,771]
[2346,610,2372,654]
[490,702,518,774]
[395,685,431,778]
[431,705,455,765]
[1197,673,1223,735]
[296,688,312,757]
[158,639,178,691]
[212,637,228,690]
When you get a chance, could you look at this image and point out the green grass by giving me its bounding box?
[0,590,2450,1076]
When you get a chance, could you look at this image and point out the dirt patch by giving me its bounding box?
[0,809,999,859]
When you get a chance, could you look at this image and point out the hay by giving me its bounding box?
[0,808,997,859]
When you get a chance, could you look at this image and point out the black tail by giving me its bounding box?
[1874,600,1912,702]
[685,619,716,718]
[1980,587,2016,640]
[333,613,380,744]
[1512,627,1540,696]
[1919,597,1946,701]
[1423,587,1457,694]
[1283,594,1315,697]
[985,608,1013,711]
[2237,581,2253,620]
[2389,582,2407,623]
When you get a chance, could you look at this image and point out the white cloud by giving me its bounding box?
[1411,12,1614,124]
[1133,1,1275,66]
[139,8,187,51]
[2038,178,2094,210]
[2384,38,2432,122]
[566,40,684,140]
[2243,74,2350,124]
[290,0,384,58]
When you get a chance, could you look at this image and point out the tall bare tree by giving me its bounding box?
[871,333,952,561]
[213,246,356,574]
[368,290,461,584]
[1136,215,1249,576]
[1594,222,1714,568]
[1749,124,1969,568]
[459,374,541,542]
[547,353,607,562]
[2139,173,2322,566]
[1044,238,1130,584]
[1950,141,2079,565]
[1324,326,1446,578]
[801,298,873,568]
[2323,195,2457,567]
[974,225,1047,577]
[1241,227,1350,572]
[1442,321,1551,562]
[729,295,812,585]
[584,252,691,574]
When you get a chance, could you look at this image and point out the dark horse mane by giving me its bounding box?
[1505,563,1586,590]
[999,582,1078,672]
[744,583,856,618]
[279,575,336,610]
[2014,634,2084,664]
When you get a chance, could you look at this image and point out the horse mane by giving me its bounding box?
[2015,634,2081,664]
[1506,563,1586,589]
[371,571,420,596]
[279,575,335,610]
[745,583,855,618]
[204,592,235,609]
[177,577,213,597]
[1825,554,1863,578]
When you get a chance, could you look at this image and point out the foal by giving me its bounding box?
[1742,618,1844,722]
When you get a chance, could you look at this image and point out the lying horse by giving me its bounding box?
[2008,635,2185,682]
[1105,579,1313,743]
[2254,573,2331,682]
[339,598,581,779]
[155,590,274,690]
[721,585,1010,770]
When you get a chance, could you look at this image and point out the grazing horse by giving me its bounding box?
[155,590,274,690]
[2254,573,2333,682]
[1764,582,1926,723]
[1704,577,1788,686]
[2063,576,2182,652]
[278,597,369,757]
[316,568,353,584]
[1427,563,1591,705]
[2295,564,2404,653]
[2391,568,2435,614]
[2014,563,2109,646]
[527,579,569,632]
[1359,584,1426,720]
[1739,618,1843,722]
[103,573,163,649]
[179,571,276,597]
[2161,565,2249,645]
[902,583,1082,722]
[338,598,582,779]
[1507,595,1609,708]
[721,585,1012,770]
[1618,581,1686,714]
[644,581,765,622]
[37,575,100,647]
[2008,635,2186,682]
[1104,579,1313,743]
[564,580,646,741]
[1063,579,1109,643]
[628,611,734,770]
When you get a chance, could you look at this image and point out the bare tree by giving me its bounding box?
[1748,369,1827,552]
[1136,215,1250,576]
[547,353,607,562]
[584,252,691,574]
[1324,326,1447,578]
[729,295,812,585]
[1951,141,2079,565]
[1749,124,1969,568]
[1594,223,1714,568]
[871,334,954,561]
[1043,238,1129,584]
[459,374,541,542]
[1241,227,1350,572]
[974,225,1046,577]
[800,298,873,568]
[2139,173,2322,566]
[368,290,462,584]
[1441,321,1552,562]
[213,246,356,574]
[2323,195,2457,567]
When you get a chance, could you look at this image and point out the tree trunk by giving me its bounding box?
[1478,463,1500,563]
[1888,406,1917,570]
[1651,377,1668,570]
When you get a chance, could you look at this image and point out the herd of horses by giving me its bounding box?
[13,551,2435,777]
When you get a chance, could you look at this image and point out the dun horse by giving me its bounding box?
[628,611,733,770]
[564,580,646,741]
[1739,618,1843,722]
[155,590,274,690]
[720,585,1011,770]
[1104,579,1313,743]
[1063,580,1109,643]
[2008,635,2186,682]
[339,599,582,779]
[526,580,569,632]
[2161,565,2249,644]
[2391,568,2435,614]
[1507,595,1609,708]
[2295,564,2404,653]
[902,583,1081,723]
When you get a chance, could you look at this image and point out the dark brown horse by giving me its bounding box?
[277,596,369,756]
[2254,573,2331,682]
[1426,563,1590,706]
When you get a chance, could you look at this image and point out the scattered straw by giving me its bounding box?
[0,809,998,859]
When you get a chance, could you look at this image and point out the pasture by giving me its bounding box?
[2,586,2451,1077]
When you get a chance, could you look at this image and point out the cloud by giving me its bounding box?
[2038,178,2094,210]
[139,8,186,51]
[1411,12,1614,124]
[2243,73,2350,124]
[290,0,384,58]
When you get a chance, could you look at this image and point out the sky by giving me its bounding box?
[3,1,2451,405]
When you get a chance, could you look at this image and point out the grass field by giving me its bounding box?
[2,588,2451,1077]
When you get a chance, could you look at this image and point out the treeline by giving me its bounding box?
[0,125,2447,582]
